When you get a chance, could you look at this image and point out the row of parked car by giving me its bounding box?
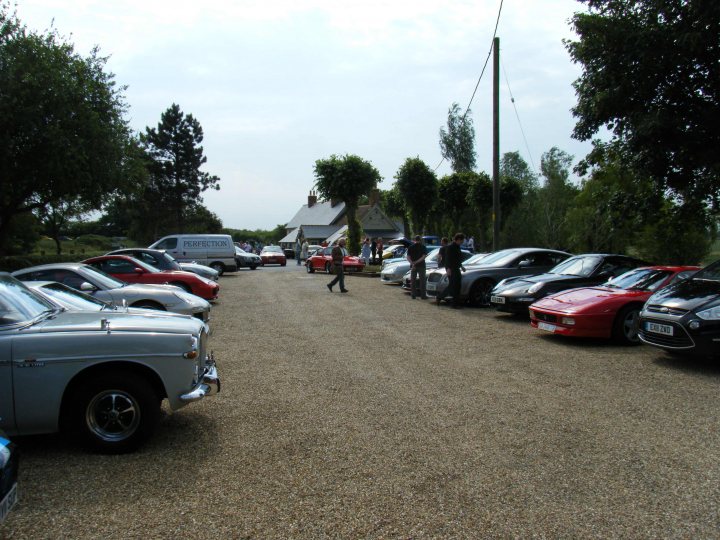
[0,240,236,473]
[381,246,719,358]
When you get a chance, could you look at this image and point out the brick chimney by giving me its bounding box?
[308,190,317,208]
[369,188,380,206]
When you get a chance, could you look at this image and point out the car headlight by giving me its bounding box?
[528,283,544,294]
[696,306,720,320]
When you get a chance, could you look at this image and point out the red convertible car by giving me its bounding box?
[82,255,220,300]
[529,266,699,344]
[305,246,365,273]
[260,246,287,266]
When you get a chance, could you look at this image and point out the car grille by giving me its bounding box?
[639,318,694,349]
[427,274,443,283]
[533,311,557,323]
[645,304,690,316]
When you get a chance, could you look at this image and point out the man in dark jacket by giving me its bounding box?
[327,238,348,293]
[436,237,449,268]
[406,235,429,299]
[437,233,465,308]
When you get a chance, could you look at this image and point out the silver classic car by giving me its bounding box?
[12,263,210,323]
[0,273,220,453]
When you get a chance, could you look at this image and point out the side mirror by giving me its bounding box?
[134,268,144,274]
[80,281,97,292]
[518,260,531,268]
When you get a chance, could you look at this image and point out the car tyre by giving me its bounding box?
[68,372,160,454]
[469,279,494,307]
[325,262,332,274]
[613,305,641,345]
[169,281,192,293]
[306,262,314,273]
[250,265,258,270]
[210,262,225,276]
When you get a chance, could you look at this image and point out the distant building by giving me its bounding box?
[279,190,402,251]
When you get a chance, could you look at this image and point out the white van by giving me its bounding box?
[149,234,238,275]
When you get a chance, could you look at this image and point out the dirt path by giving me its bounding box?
[4,267,720,538]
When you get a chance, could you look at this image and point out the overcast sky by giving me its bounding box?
[17,0,592,230]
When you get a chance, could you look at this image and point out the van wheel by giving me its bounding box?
[210,262,225,276]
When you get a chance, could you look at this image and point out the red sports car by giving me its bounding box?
[305,246,365,273]
[82,255,220,300]
[529,266,699,344]
[260,246,287,266]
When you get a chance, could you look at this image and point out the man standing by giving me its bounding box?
[437,233,466,308]
[327,238,349,293]
[407,235,429,299]
[437,237,449,269]
[371,238,377,264]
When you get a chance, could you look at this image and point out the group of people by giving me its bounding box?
[294,238,310,265]
[358,237,384,266]
[406,233,466,308]
[325,233,467,307]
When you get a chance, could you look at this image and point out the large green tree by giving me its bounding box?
[140,104,220,234]
[438,172,473,234]
[565,0,720,205]
[381,187,411,238]
[439,103,477,173]
[313,154,381,254]
[394,157,438,235]
[537,148,579,250]
[0,4,131,254]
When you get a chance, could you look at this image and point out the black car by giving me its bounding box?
[638,261,718,358]
[0,432,18,524]
[489,254,651,314]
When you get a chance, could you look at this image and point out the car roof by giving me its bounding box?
[12,262,86,273]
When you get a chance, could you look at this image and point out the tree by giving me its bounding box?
[313,154,381,255]
[140,104,220,233]
[381,187,411,238]
[501,151,537,194]
[439,103,477,173]
[394,157,438,235]
[438,172,473,234]
[0,4,131,254]
[565,1,720,205]
[537,148,579,250]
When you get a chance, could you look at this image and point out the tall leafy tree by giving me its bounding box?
[439,103,477,173]
[537,147,578,250]
[381,187,411,238]
[140,104,220,233]
[314,154,380,254]
[565,0,720,205]
[501,151,538,194]
[0,4,131,254]
[438,172,473,234]
[394,157,438,235]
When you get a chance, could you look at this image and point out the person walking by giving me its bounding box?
[407,235,429,299]
[377,239,383,265]
[360,238,371,266]
[327,238,349,293]
[437,233,466,308]
[301,239,309,262]
[295,238,302,265]
[371,238,377,264]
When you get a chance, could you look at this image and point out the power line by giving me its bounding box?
[501,59,537,176]
[435,0,504,172]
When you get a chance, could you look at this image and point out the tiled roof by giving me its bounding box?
[286,200,346,228]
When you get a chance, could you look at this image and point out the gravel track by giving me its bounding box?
[2,266,720,538]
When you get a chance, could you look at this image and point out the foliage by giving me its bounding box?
[139,103,220,235]
[438,172,473,234]
[439,103,477,173]
[501,151,538,194]
[381,187,411,238]
[536,148,579,250]
[565,0,720,206]
[314,154,381,255]
[394,157,438,235]
[0,4,131,254]
[226,224,287,246]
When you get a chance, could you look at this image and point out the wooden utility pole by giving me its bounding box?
[492,37,500,251]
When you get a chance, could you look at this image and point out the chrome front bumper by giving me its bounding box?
[179,354,221,403]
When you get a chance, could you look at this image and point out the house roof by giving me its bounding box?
[286,200,346,228]
[279,225,340,244]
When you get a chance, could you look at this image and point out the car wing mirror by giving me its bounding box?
[80,281,97,292]
[134,268,144,274]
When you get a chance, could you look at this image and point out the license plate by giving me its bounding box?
[645,322,673,336]
[491,295,505,304]
[427,282,437,291]
[0,483,17,524]
[538,322,556,333]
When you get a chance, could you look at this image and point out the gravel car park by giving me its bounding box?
[2,268,720,537]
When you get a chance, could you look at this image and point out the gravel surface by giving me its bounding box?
[3,265,720,538]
